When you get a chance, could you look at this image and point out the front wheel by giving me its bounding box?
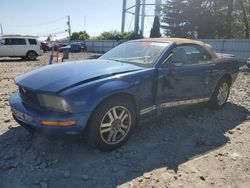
[209,78,230,110]
[86,97,136,151]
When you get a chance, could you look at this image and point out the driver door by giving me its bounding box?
[156,44,215,107]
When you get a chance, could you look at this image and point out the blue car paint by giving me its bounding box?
[60,68,157,114]
[10,92,91,136]
[9,41,239,137]
[16,59,142,93]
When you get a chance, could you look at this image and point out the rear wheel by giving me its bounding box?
[26,51,37,61]
[86,97,136,151]
[209,78,230,110]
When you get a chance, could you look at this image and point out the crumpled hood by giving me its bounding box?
[15,59,142,93]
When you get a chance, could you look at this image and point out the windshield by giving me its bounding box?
[100,41,171,67]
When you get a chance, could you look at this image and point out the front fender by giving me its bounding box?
[84,80,138,112]
[63,78,138,113]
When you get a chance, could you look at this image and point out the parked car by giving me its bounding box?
[41,42,50,53]
[247,57,250,68]
[80,43,87,52]
[0,36,43,60]
[9,38,239,151]
[69,44,81,52]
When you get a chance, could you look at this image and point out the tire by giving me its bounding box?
[209,77,230,110]
[86,96,136,151]
[26,51,37,61]
[247,64,250,68]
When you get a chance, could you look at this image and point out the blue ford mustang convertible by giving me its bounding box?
[10,38,239,151]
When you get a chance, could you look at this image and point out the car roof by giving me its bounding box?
[0,35,38,39]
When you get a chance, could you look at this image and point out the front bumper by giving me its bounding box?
[9,92,91,137]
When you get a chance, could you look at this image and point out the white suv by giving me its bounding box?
[0,36,43,60]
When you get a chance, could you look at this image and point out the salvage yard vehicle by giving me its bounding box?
[9,38,239,151]
[247,57,250,68]
[0,36,43,60]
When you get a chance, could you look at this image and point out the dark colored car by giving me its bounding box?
[247,57,250,68]
[9,38,239,151]
[41,42,50,53]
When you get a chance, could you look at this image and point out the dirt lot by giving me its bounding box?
[0,53,250,188]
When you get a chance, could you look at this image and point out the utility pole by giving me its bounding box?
[155,0,162,18]
[141,0,145,36]
[84,16,86,31]
[121,0,127,33]
[0,24,3,36]
[134,0,141,35]
[67,16,71,39]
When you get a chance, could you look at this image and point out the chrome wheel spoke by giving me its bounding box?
[107,130,114,142]
[112,108,118,119]
[118,128,126,135]
[111,131,119,142]
[120,123,128,129]
[121,114,128,123]
[101,123,112,128]
[101,127,112,134]
[119,109,126,119]
[107,111,114,122]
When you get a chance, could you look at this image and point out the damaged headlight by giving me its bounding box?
[38,94,72,112]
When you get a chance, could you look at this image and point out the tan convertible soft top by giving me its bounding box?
[135,37,218,58]
[136,37,207,46]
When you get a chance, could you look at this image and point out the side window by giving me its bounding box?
[5,38,13,45]
[5,38,26,45]
[28,39,37,45]
[15,39,26,45]
[171,45,212,65]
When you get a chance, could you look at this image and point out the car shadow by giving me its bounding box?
[0,102,249,188]
[0,58,38,63]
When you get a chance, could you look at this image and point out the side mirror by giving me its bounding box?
[0,40,5,45]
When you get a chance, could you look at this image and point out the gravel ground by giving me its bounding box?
[0,53,250,188]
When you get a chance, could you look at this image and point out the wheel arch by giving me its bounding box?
[219,73,232,86]
[26,50,38,56]
[85,91,139,133]
[91,92,138,119]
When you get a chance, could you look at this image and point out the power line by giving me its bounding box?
[39,30,68,37]
[31,26,67,35]
[4,16,67,28]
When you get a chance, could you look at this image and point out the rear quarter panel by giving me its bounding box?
[212,57,239,91]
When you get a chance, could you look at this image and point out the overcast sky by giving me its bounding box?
[0,0,157,39]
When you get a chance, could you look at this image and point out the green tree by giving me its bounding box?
[90,31,142,40]
[46,35,52,41]
[79,31,90,40]
[161,0,250,39]
[150,16,161,38]
[71,32,80,40]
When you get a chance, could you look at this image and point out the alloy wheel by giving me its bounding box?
[217,82,229,106]
[100,106,131,144]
